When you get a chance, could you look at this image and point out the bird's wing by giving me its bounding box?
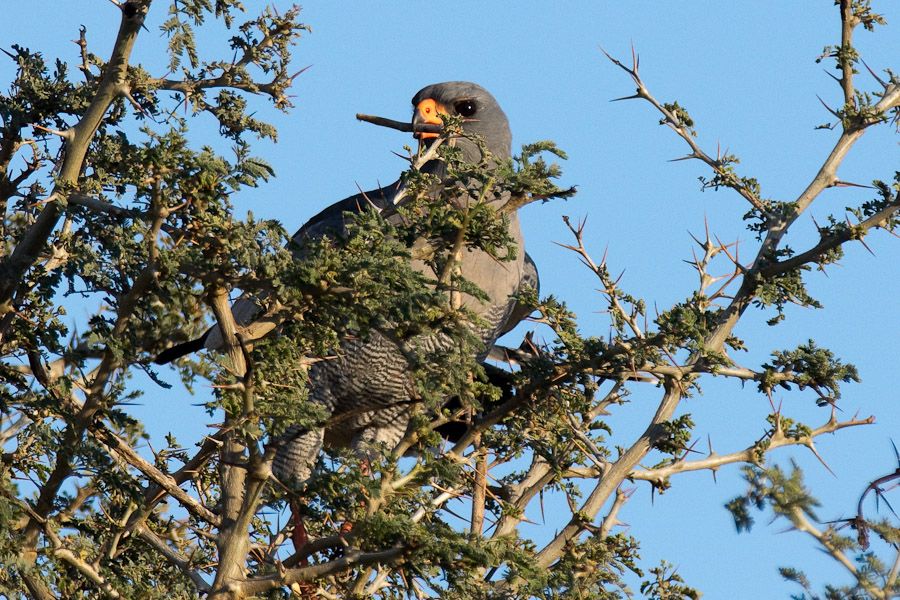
[499,250,539,338]
[154,181,402,364]
[290,180,401,245]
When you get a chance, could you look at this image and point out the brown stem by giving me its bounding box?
[356,113,441,135]
[471,439,486,535]
[839,0,858,108]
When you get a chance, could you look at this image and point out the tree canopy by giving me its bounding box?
[2,1,900,599]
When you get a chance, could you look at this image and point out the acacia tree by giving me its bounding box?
[1,1,900,599]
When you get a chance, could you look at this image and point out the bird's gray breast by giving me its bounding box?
[310,211,525,440]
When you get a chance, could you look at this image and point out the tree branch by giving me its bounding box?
[92,425,221,526]
[134,524,212,593]
[630,412,873,484]
[238,544,408,597]
[601,45,771,217]
[0,0,151,318]
[44,523,124,599]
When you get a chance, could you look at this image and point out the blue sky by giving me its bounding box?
[4,2,900,597]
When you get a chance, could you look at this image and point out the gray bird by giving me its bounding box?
[156,81,535,483]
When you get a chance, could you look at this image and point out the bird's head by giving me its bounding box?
[411,81,512,163]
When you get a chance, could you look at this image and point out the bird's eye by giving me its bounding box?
[454,99,477,118]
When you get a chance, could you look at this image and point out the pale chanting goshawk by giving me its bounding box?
[156,81,537,484]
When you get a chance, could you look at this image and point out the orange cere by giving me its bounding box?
[413,98,445,139]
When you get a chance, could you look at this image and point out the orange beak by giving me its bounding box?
[413,98,445,140]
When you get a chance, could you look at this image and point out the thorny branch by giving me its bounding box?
[559,215,646,340]
[92,425,221,527]
[497,9,900,585]
[602,25,900,355]
[43,523,124,600]
[628,410,873,484]
[600,44,772,219]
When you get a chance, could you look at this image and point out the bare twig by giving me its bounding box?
[598,486,633,538]
[356,113,442,135]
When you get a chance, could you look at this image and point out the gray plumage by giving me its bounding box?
[157,82,534,484]
[273,82,528,483]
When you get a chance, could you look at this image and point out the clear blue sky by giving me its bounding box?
[4,2,900,597]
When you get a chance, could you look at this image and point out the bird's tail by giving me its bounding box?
[153,332,210,365]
